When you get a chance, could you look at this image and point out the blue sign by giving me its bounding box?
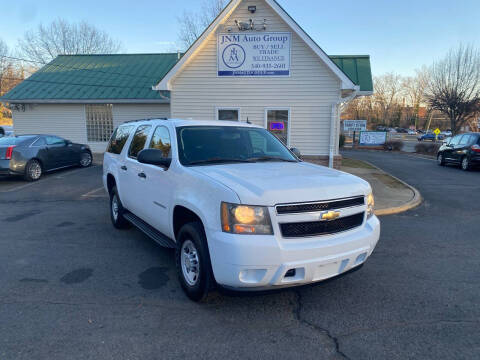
[269,122,285,131]
[218,32,291,77]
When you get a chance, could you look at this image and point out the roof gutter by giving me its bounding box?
[329,86,359,168]
[2,99,171,105]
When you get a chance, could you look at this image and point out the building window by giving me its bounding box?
[265,109,290,146]
[217,108,240,121]
[86,104,114,142]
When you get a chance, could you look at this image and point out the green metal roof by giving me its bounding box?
[329,55,373,93]
[1,53,373,103]
[1,53,179,103]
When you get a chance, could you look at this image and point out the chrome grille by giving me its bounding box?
[276,196,365,215]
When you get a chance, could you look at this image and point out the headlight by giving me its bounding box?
[366,192,375,219]
[221,202,273,235]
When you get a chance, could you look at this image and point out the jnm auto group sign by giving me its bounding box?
[218,32,291,76]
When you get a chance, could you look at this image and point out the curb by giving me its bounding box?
[359,160,423,216]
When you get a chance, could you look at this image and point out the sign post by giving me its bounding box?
[344,121,367,147]
[434,128,441,142]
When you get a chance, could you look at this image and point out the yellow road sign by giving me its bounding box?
[434,128,441,136]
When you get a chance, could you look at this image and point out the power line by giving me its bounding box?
[0,54,178,83]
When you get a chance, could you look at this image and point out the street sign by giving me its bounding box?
[359,131,387,146]
[344,120,367,132]
[434,128,441,136]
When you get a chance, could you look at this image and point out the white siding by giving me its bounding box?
[170,0,341,156]
[112,104,170,127]
[12,103,171,153]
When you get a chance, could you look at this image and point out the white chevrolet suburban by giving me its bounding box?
[103,119,380,301]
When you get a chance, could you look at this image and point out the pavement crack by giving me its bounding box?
[293,290,351,360]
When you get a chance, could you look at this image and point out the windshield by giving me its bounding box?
[0,136,35,146]
[176,126,298,166]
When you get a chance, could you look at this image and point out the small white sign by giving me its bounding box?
[344,120,367,132]
[359,131,387,145]
[218,32,291,77]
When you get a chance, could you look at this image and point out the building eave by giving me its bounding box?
[3,99,171,105]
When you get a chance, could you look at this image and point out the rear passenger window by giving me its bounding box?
[128,125,152,159]
[149,126,172,158]
[107,125,134,155]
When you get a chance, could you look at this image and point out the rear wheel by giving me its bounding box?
[24,159,42,181]
[175,222,214,302]
[461,157,471,171]
[79,151,92,167]
[437,153,445,166]
[110,186,130,229]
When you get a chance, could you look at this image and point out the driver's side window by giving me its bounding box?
[449,135,462,147]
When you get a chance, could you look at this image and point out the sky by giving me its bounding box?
[1,0,479,76]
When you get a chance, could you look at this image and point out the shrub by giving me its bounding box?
[339,134,346,148]
[382,140,404,151]
[415,142,441,155]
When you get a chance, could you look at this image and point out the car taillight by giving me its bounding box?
[5,145,16,160]
[471,144,480,153]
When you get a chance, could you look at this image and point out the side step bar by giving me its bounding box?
[124,212,176,249]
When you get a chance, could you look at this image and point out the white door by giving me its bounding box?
[120,124,152,218]
[140,125,174,235]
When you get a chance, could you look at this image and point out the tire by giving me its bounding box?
[24,159,43,181]
[109,186,131,229]
[79,151,93,168]
[461,157,471,171]
[437,153,445,166]
[175,222,214,302]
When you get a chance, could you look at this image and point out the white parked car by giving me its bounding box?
[103,119,380,301]
[408,129,417,135]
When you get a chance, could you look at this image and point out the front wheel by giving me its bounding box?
[24,159,43,181]
[437,153,445,166]
[176,222,214,302]
[461,157,471,171]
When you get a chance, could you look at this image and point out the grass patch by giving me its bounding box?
[342,158,376,169]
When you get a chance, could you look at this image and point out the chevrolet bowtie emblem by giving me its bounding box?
[321,211,341,221]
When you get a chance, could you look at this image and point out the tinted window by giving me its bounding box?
[0,136,35,146]
[218,109,239,121]
[459,135,471,146]
[107,125,134,155]
[46,136,65,145]
[176,126,297,166]
[32,137,47,146]
[128,125,151,159]
[450,135,462,146]
[149,126,171,158]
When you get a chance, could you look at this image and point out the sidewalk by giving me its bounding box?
[341,158,422,215]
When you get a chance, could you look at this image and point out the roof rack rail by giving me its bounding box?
[124,118,169,124]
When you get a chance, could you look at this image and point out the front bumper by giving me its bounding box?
[207,215,380,289]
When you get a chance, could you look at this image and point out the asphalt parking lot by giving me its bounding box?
[1,154,479,360]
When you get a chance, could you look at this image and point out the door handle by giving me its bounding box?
[120,165,127,171]
[138,172,146,179]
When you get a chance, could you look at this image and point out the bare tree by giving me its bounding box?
[426,45,480,134]
[374,72,403,126]
[402,66,429,128]
[178,0,226,49]
[18,19,122,64]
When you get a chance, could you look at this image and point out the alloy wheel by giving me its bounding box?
[111,195,119,221]
[80,152,92,167]
[29,162,42,180]
[181,240,200,286]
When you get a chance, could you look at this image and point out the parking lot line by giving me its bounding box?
[81,187,107,199]
[0,181,37,193]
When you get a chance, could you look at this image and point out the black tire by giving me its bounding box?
[461,156,471,171]
[437,153,445,166]
[79,151,93,168]
[175,222,214,302]
[24,159,43,181]
[109,186,131,229]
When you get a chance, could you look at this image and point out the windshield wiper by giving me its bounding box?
[187,158,254,166]
[248,156,297,163]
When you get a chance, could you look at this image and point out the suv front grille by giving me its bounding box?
[276,197,365,215]
[280,212,365,238]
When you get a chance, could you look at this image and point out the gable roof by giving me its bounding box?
[1,54,178,103]
[153,0,358,92]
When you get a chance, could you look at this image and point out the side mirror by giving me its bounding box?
[138,149,172,169]
[290,147,301,158]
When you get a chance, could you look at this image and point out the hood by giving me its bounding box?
[191,162,371,206]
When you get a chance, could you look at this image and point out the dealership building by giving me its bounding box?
[1,0,372,167]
